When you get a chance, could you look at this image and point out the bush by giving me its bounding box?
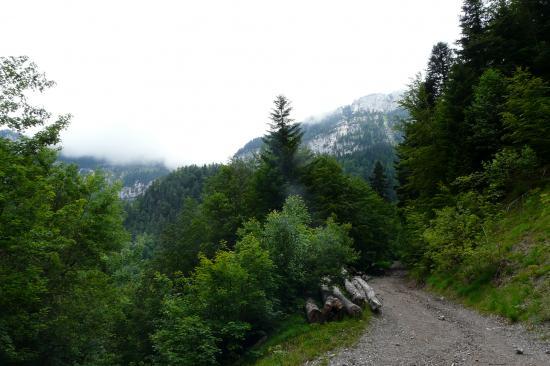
[260,196,358,301]
[483,146,538,199]
[152,306,219,366]
[149,196,358,364]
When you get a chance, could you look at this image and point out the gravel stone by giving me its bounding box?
[309,276,550,366]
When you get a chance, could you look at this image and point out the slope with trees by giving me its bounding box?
[396,0,550,324]
[0,56,128,365]
[109,94,399,365]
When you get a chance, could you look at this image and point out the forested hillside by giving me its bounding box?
[1,59,397,365]
[396,0,550,324]
[124,164,220,236]
[1,1,549,365]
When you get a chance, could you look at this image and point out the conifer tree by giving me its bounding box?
[425,42,454,105]
[262,95,303,181]
[370,161,390,201]
[459,0,486,68]
[255,95,303,212]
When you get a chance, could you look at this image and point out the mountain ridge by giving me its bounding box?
[1,130,171,200]
[235,92,406,196]
[236,91,404,157]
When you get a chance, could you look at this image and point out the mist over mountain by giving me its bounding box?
[57,155,170,200]
[235,92,406,194]
[1,130,170,200]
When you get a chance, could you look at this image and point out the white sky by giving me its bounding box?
[1,0,462,168]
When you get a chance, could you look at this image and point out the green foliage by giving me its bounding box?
[302,156,398,269]
[396,0,550,326]
[153,160,258,277]
[147,196,358,364]
[0,56,70,142]
[157,231,276,363]
[119,271,173,365]
[464,68,507,166]
[425,42,454,105]
[396,76,447,202]
[201,159,257,246]
[262,95,304,183]
[0,148,129,364]
[260,197,312,298]
[152,309,219,366]
[423,192,489,274]
[502,69,550,161]
[124,164,219,236]
[0,58,129,365]
[256,95,305,213]
[188,235,276,329]
[482,146,538,199]
[426,186,550,323]
[260,196,358,300]
[153,197,210,276]
[369,161,390,200]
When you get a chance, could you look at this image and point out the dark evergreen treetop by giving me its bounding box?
[425,42,454,105]
[396,0,550,210]
[459,0,486,66]
[261,95,304,182]
[254,95,305,213]
[370,161,390,201]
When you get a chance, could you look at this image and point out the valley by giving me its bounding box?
[1,1,549,365]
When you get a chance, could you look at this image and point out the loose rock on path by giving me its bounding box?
[311,275,550,366]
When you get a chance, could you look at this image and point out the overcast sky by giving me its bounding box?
[2,0,462,167]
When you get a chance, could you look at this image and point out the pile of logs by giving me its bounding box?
[305,275,382,323]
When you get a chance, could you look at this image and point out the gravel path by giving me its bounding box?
[312,275,550,366]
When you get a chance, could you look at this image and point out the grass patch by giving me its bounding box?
[426,186,550,324]
[239,311,370,366]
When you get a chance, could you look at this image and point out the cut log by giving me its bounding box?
[331,286,362,317]
[321,284,345,320]
[321,295,345,321]
[344,278,366,306]
[305,298,324,323]
[352,276,382,312]
[320,284,333,302]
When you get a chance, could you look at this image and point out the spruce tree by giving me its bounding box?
[255,95,303,212]
[458,0,492,73]
[370,161,389,201]
[425,42,454,105]
[262,95,303,181]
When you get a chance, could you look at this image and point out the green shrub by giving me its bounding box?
[152,308,219,366]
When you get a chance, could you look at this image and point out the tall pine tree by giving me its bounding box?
[425,42,454,105]
[459,0,486,69]
[262,95,303,181]
[254,95,304,213]
[370,161,390,201]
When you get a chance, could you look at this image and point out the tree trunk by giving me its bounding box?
[352,276,382,311]
[344,278,366,306]
[331,286,362,317]
[305,298,323,323]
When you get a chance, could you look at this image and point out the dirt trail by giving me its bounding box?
[313,275,550,366]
